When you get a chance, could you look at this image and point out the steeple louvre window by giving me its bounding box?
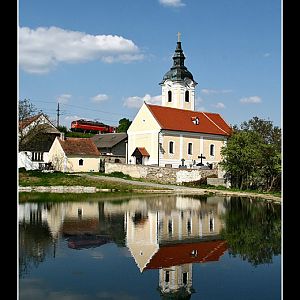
[168,91,172,102]
[185,91,189,102]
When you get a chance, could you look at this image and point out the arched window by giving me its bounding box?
[210,144,215,156]
[168,91,172,102]
[185,90,189,102]
[169,141,174,154]
[79,159,83,166]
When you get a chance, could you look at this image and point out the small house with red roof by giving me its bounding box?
[127,37,232,168]
[48,134,100,172]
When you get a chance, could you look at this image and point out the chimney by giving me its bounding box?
[60,132,65,141]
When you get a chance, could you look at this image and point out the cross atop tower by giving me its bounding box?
[177,32,181,42]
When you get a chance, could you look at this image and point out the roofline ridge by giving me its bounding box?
[202,112,230,135]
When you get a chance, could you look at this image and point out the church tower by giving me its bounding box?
[160,33,197,111]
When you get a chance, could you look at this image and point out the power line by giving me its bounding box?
[26,98,135,118]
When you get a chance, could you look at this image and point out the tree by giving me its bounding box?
[18,99,56,150]
[19,98,38,122]
[220,117,281,192]
[56,125,68,133]
[116,118,132,133]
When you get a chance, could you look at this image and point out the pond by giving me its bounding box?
[18,194,281,300]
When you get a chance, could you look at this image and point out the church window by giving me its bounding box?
[165,271,170,283]
[168,219,173,236]
[168,91,172,102]
[79,159,83,166]
[187,219,191,235]
[209,216,214,232]
[188,143,193,155]
[185,91,189,102]
[169,141,174,154]
[183,272,188,285]
[210,144,215,156]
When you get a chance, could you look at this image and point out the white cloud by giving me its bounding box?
[57,94,71,104]
[240,96,262,104]
[91,94,109,102]
[19,26,144,74]
[212,102,226,109]
[123,94,161,108]
[159,0,185,7]
[263,52,271,57]
[201,89,232,95]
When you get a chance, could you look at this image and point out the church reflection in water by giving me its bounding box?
[19,195,229,298]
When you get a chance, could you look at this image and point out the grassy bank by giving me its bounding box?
[18,170,161,192]
[182,182,281,198]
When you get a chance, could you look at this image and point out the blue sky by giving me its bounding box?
[18,0,281,128]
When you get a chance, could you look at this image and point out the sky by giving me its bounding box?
[18,0,282,129]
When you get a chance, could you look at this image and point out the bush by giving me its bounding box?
[18,167,26,173]
[107,171,132,180]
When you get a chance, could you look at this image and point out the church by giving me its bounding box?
[127,35,232,168]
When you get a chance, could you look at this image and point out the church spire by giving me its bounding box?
[160,34,197,111]
[160,33,195,84]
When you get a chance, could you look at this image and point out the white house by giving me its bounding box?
[18,113,60,170]
[48,134,100,172]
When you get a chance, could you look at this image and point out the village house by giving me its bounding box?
[48,133,100,172]
[127,37,232,168]
[18,113,60,170]
[91,132,127,164]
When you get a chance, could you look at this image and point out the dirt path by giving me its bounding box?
[76,173,282,203]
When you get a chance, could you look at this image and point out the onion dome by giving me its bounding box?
[160,40,196,84]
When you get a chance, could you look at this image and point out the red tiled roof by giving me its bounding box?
[146,104,232,136]
[62,219,100,235]
[137,147,150,157]
[58,137,100,156]
[19,114,42,129]
[132,147,150,157]
[144,240,227,270]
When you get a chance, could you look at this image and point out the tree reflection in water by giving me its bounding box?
[220,197,281,266]
[19,222,54,278]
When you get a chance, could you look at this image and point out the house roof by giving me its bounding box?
[19,113,57,130]
[91,132,127,148]
[132,147,150,157]
[19,131,59,152]
[144,240,227,270]
[146,104,232,136]
[58,137,100,156]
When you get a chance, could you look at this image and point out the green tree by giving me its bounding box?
[57,125,68,133]
[116,118,132,133]
[220,117,281,192]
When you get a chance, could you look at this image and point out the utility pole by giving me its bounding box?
[56,102,60,127]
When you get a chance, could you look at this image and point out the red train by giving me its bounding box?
[71,119,116,134]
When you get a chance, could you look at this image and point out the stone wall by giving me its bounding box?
[207,178,227,188]
[105,163,217,184]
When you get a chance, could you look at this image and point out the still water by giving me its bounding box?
[19,194,281,300]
